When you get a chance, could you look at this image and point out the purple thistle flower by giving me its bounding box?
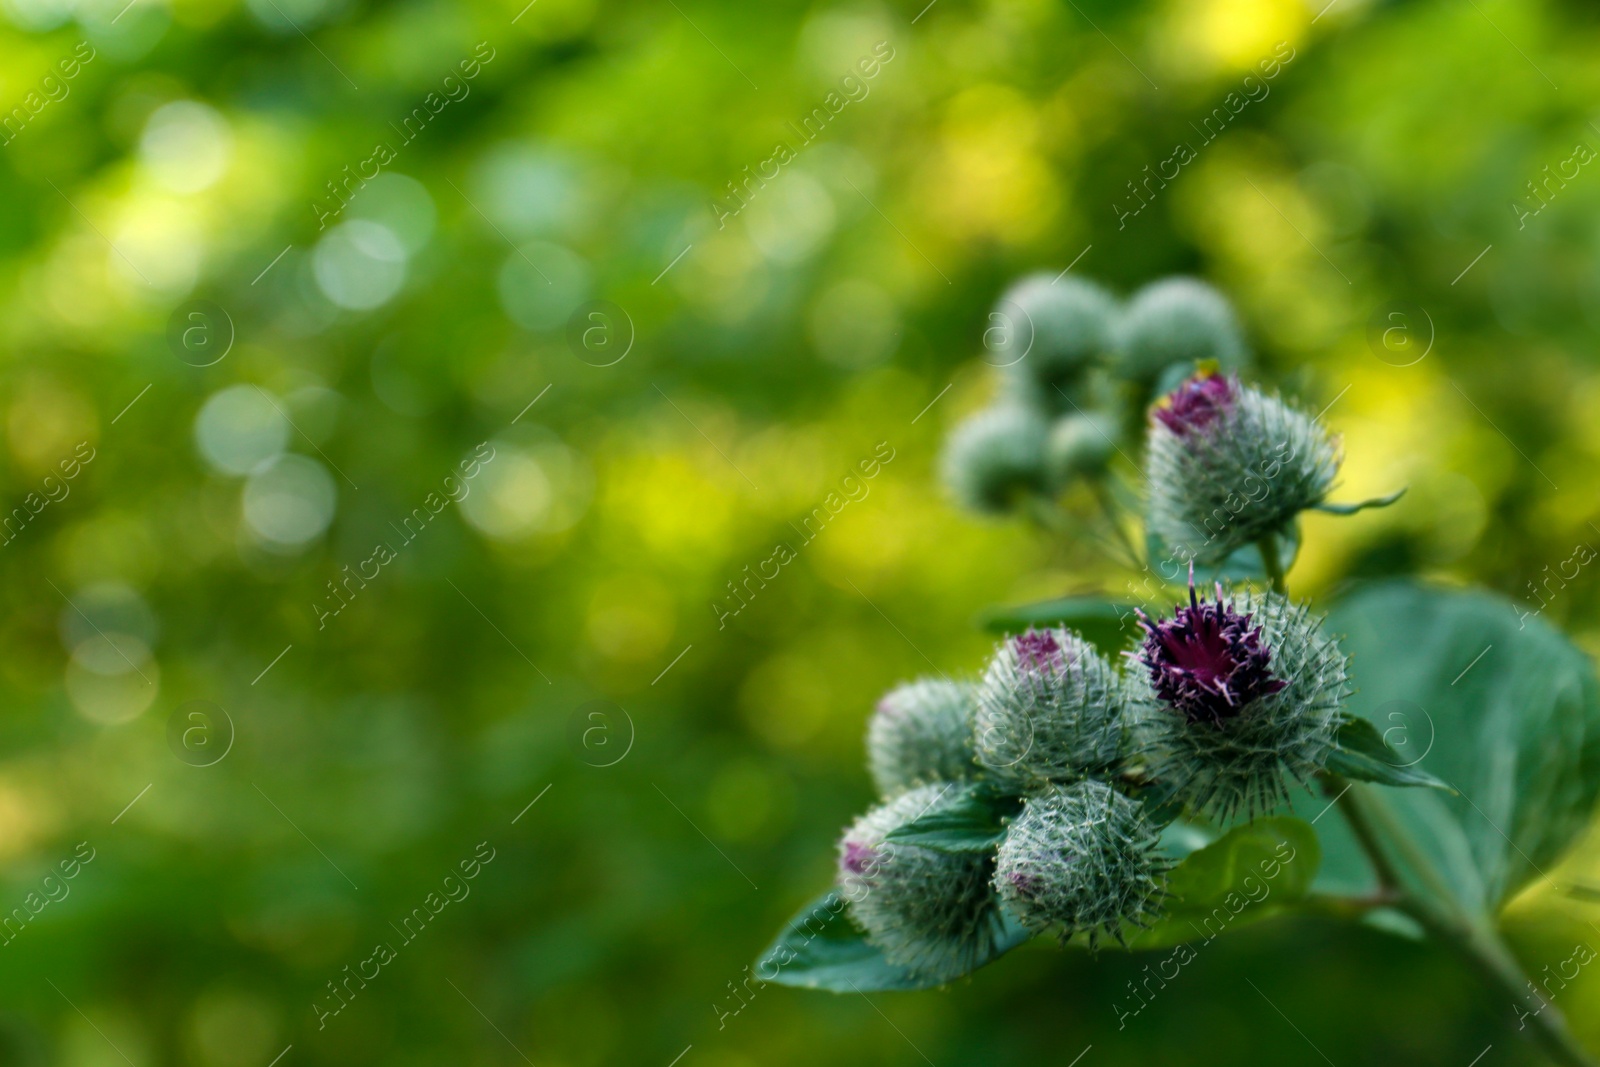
[1154,371,1235,436]
[1006,870,1043,898]
[1012,629,1070,672]
[1135,573,1286,725]
[841,840,879,876]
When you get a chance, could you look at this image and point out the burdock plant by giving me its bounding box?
[759,272,1600,1067]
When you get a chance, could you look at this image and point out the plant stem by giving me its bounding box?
[1020,494,1070,535]
[1332,780,1599,1067]
[1256,533,1287,594]
[1324,775,1400,890]
[1090,478,1144,570]
[1298,889,1401,920]
[1397,901,1598,1067]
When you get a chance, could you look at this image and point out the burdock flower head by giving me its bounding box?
[975,627,1126,791]
[1114,276,1248,383]
[867,679,979,799]
[1146,371,1340,566]
[1154,371,1235,437]
[837,784,1008,982]
[1128,576,1348,819]
[940,404,1050,515]
[1045,410,1118,487]
[996,274,1120,413]
[993,779,1167,946]
[1139,576,1286,725]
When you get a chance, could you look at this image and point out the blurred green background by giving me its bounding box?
[2,0,1600,1063]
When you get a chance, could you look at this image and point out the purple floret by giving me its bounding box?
[1154,372,1235,436]
[1135,576,1286,725]
[841,840,878,876]
[1013,629,1069,672]
[1006,870,1043,898]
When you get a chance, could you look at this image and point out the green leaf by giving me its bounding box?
[1313,487,1407,515]
[882,781,1022,853]
[755,889,1033,992]
[1129,816,1320,949]
[1325,715,1454,792]
[1361,907,1425,941]
[1301,581,1600,918]
[1156,818,1217,862]
[978,595,1138,652]
[755,891,925,991]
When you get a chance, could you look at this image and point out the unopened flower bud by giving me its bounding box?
[1046,411,1118,486]
[838,785,1006,981]
[867,679,979,799]
[997,274,1119,412]
[1129,579,1348,819]
[975,628,1126,790]
[1146,372,1340,565]
[940,404,1049,514]
[994,779,1166,945]
[1115,277,1247,382]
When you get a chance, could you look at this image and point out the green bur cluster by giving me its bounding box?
[841,631,1163,975]
[836,601,1345,976]
[810,271,1381,983]
[769,270,1600,1067]
[940,273,1249,518]
[940,267,1358,589]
